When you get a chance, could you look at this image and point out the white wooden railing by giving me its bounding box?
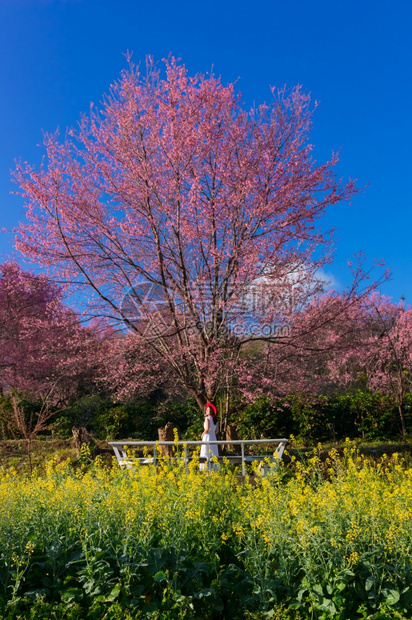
[109,438,288,476]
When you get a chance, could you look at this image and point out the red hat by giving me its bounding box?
[205,402,217,416]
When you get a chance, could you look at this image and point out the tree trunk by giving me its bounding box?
[224,423,241,455]
[157,422,175,456]
[72,427,111,458]
[193,391,208,413]
[397,397,407,437]
[397,369,407,437]
[26,437,33,475]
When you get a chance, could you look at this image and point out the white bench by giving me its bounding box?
[109,439,288,476]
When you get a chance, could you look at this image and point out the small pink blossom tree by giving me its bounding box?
[325,292,412,435]
[0,262,95,463]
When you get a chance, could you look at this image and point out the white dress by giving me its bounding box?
[200,415,219,470]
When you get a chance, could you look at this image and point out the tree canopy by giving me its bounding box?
[14,56,385,410]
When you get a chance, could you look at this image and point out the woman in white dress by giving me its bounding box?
[200,402,219,470]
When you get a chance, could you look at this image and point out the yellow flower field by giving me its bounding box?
[1,444,412,619]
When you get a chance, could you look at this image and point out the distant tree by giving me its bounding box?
[290,291,412,436]
[368,300,412,435]
[330,293,412,436]
[0,262,95,450]
[0,261,60,393]
[14,56,387,412]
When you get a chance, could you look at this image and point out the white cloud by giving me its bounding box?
[315,268,340,292]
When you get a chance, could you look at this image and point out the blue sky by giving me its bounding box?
[0,0,411,301]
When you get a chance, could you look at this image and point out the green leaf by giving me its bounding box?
[319,597,337,615]
[106,583,121,602]
[365,576,375,592]
[61,587,83,603]
[194,589,214,599]
[381,588,400,605]
[297,588,308,602]
[313,583,323,597]
[154,570,167,582]
[343,569,356,578]
[83,579,96,594]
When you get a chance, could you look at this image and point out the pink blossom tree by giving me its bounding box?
[1,261,62,393]
[14,56,387,412]
[324,292,412,435]
[268,290,412,436]
[0,262,95,457]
